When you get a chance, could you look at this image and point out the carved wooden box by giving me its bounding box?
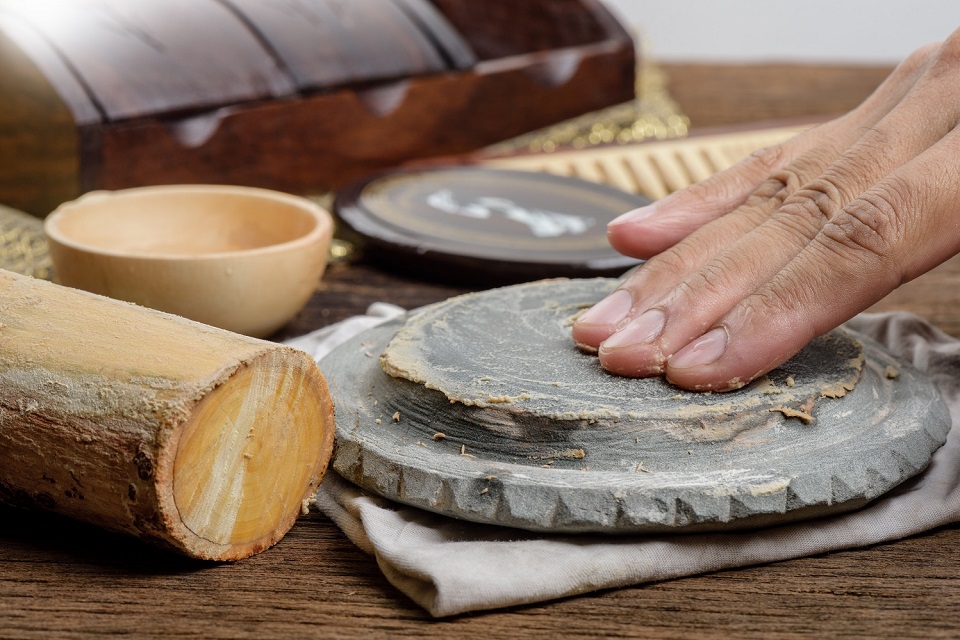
[0,0,634,216]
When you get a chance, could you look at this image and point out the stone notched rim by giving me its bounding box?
[322,280,951,534]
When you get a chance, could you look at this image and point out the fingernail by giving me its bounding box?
[577,289,633,327]
[609,203,658,227]
[669,327,728,369]
[600,309,665,350]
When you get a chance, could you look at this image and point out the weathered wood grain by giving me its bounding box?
[3,501,960,638]
[661,62,895,127]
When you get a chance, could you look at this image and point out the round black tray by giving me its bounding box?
[333,166,652,284]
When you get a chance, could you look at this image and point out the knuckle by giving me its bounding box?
[744,144,787,174]
[745,167,803,209]
[780,177,844,227]
[939,30,960,62]
[898,41,942,76]
[817,178,910,264]
[685,144,792,213]
[929,32,960,76]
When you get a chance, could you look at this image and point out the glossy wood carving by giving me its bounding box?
[0,0,634,216]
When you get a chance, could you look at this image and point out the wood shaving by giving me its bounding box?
[392,411,400,422]
[432,432,446,440]
[884,365,900,379]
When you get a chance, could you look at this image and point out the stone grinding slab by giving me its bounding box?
[322,279,951,533]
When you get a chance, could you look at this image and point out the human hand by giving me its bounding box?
[572,36,960,391]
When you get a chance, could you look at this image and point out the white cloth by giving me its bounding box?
[289,309,960,618]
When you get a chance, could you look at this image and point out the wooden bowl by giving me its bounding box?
[44,185,333,337]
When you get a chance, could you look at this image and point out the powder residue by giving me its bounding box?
[748,478,790,496]
[770,406,813,424]
[530,448,586,461]
[486,393,532,404]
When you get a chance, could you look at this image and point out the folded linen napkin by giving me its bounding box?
[288,309,960,618]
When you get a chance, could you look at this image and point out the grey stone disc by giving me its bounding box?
[322,279,951,533]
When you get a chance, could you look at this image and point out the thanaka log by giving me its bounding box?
[0,269,334,560]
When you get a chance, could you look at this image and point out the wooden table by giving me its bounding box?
[7,62,960,639]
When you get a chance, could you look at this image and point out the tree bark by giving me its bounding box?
[0,269,334,560]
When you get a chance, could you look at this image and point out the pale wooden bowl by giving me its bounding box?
[44,185,333,337]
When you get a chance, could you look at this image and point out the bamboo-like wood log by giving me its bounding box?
[0,269,334,560]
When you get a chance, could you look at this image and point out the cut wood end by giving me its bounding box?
[169,347,334,560]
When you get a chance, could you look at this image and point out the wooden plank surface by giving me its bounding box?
[13,61,960,639]
[661,62,894,128]
[4,497,960,639]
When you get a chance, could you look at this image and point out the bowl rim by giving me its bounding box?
[44,184,333,261]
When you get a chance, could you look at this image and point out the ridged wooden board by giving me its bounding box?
[323,279,950,533]
[482,124,811,199]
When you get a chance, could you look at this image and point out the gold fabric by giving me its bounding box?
[0,205,52,280]
[484,60,689,156]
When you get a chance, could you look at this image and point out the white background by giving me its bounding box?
[604,1,960,63]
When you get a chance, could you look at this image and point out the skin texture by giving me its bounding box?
[572,32,960,391]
